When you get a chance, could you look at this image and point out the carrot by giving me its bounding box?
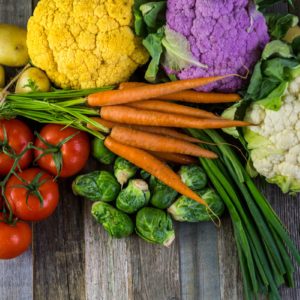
[100,106,251,129]
[87,117,202,143]
[127,126,202,143]
[127,100,220,119]
[158,91,241,103]
[88,75,231,106]
[110,126,217,159]
[104,136,209,207]
[87,117,120,130]
[119,82,241,103]
[150,151,198,165]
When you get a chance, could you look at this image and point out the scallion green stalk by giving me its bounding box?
[188,129,300,300]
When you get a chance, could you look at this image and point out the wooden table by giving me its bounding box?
[0,1,300,299]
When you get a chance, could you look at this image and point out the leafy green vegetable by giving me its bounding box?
[178,165,208,191]
[256,0,294,10]
[114,157,138,186]
[116,179,150,214]
[256,81,288,110]
[92,202,134,238]
[266,14,299,39]
[142,28,165,82]
[140,1,166,30]
[72,171,120,202]
[161,26,208,72]
[92,138,116,165]
[168,188,225,222]
[262,40,293,60]
[136,207,175,246]
[149,175,178,209]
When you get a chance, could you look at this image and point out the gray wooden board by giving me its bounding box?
[0,1,300,300]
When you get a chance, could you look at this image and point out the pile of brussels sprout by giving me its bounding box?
[72,138,225,246]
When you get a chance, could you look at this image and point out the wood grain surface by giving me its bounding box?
[0,1,300,300]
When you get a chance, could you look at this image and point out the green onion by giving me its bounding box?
[0,87,114,139]
[189,129,300,300]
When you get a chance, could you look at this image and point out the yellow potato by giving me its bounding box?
[284,25,300,43]
[0,65,4,88]
[0,24,29,67]
[15,67,51,93]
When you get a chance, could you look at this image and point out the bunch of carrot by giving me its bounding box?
[87,76,248,207]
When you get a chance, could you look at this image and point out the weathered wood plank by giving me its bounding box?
[0,250,33,300]
[33,178,86,300]
[129,227,180,300]
[0,1,33,300]
[179,222,221,300]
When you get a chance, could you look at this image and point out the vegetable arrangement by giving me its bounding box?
[0,0,300,299]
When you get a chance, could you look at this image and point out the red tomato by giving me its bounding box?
[34,124,90,178]
[0,119,34,176]
[0,215,32,259]
[5,168,59,221]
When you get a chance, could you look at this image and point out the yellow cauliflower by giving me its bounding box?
[27,0,149,89]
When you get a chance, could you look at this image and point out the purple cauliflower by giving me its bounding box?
[165,0,270,92]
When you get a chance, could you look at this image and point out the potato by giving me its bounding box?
[284,25,300,43]
[15,67,51,93]
[0,24,29,67]
[0,65,4,88]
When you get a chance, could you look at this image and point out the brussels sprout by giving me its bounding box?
[114,157,138,185]
[136,207,175,247]
[179,165,207,190]
[92,202,134,238]
[140,169,151,180]
[116,179,150,214]
[149,176,178,209]
[92,138,116,165]
[168,188,225,222]
[72,171,120,202]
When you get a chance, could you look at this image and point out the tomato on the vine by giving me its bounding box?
[0,119,34,176]
[5,168,59,221]
[34,124,90,178]
[0,214,32,259]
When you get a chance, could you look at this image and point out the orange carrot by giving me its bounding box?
[104,136,208,206]
[100,106,250,129]
[118,82,146,89]
[150,151,198,165]
[127,126,202,143]
[88,75,231,106]
[87,117,120,130]
[87,118,202,143]
[127,100,220,119]
[110,126,217,159]
[158,91,241,103]
[119,82,241,103]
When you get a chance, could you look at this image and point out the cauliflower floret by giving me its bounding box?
[244,83,300,193]
[165,0,269,92]
[27,0,149,89]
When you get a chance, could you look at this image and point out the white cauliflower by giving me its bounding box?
[244,77,300,193]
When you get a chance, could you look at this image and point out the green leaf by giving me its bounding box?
[256,0,294,10]
[262,40,293,60]
[161,26,208,71]
[246,61,263,98]
[256,81,288,110]
[266,14,299,39]
[134,8,147,37]
[140,1,166,30]
[262,57,299,81]
[142,28,164,82]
